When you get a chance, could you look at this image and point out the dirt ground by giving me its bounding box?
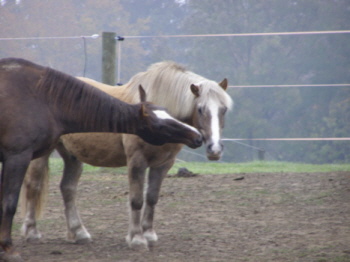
[11,170,350,262]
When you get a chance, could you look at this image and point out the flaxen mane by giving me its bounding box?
[123,61,233,120]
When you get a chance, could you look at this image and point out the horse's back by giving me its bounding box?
[77,76,128,101]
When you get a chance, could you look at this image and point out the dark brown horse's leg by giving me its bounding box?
[142,161,174,246]
[56,141,91,243]
[0,152,31,261]
[0,163,4,223]
[126,156,147,249]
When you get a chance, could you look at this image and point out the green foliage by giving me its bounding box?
[48,157,350,175]
[178,0,350,163]
[169,161,350,174]
[1,0,349,163]
[0,0,148,81]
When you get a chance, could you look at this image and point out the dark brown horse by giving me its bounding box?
[0,58,202,261]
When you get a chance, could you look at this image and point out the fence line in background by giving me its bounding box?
[222,138,350,141]
[2,30,349,41]
[1,30,349,42]
[179,137,350,162]
[121,30,350,39]
[0,34,100,41]
[229,84,350,88]
[2,30,348,162]
[2,31,349,89]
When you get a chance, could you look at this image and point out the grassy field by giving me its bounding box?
[48,157,350,175]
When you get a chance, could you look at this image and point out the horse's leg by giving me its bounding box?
[20,154,50,242]
[56,141,91,243]
[141,160,174,246]
[0,152,32,261]
[125,156,148,249]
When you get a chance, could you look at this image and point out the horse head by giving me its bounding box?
[190,78,231,160]
[136,85,203,148]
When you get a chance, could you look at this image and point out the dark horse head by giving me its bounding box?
[135,85,202,148]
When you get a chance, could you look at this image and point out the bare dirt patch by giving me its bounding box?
[12,171,350,262]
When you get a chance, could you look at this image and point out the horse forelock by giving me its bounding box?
[196,80,233,111]
[123,61,233,120]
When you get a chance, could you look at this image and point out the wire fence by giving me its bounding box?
[112,29,350,161]
[2,29,349,162]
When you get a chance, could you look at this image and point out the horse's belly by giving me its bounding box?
[61,133,126,167]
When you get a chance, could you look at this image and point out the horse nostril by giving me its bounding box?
[195,137,203,146]
[207,143,213,153]
[207,143,223,153]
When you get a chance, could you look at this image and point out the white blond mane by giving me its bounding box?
[122,61,233,120]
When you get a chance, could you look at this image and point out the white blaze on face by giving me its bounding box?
[208,100,222,153]
[153,110,201,135]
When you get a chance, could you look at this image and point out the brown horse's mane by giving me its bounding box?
[36,65,132,132]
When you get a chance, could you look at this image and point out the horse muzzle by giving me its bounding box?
[188,134,203,149]
[206,142,223,161]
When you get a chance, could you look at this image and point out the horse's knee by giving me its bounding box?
[4,198,19,217]
[146,192,159,207]
[130,197,143,210]
[24,179,41,195]
[60,183,77,202]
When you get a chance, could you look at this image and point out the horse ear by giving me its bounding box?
[218,78,228,90]
[138,85,149,117]
[190,84,200,97]
[140,104,149,117]
[138,85,147,102]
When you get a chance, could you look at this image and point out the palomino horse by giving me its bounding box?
[21,61,233,250]
[0,58,202,261]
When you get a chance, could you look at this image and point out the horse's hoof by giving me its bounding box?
[143,229,158,246]
[126,234,148,250]
[24,230,42,243]
[75,237,92,245]
[21,225,42,242]
[68,227,92,244]
[25,236,41,244]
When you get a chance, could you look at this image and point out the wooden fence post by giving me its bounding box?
[258,148,265,161]
[102,32,116,85]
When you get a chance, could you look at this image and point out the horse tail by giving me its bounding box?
[20,154,50,219]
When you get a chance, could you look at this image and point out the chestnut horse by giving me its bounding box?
[21,61,233,251]
[0,58,202,261]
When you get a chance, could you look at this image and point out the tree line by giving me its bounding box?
[1,0,349,163]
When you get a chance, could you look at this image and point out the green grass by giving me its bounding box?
[48,157,350,176]
[169,161,350,174]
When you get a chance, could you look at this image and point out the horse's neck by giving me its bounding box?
[60,101,141,135]
[54,80,140,135]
